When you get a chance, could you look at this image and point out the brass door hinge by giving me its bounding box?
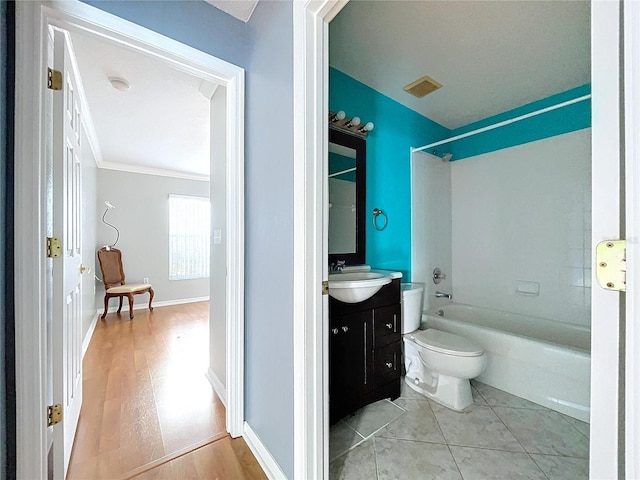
[47,68,62,91]
[47,237,62,258]
[322,280,329,295]
[596,240,626,292]
[48,404,62,427]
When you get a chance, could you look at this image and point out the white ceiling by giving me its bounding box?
[70,31,214,178]
[204,0,259,22]
[329,1,591,130]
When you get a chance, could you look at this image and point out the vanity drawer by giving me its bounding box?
[373,304,400,348]
[373,341,401,386]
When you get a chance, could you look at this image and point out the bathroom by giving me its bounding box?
[327,2,591,479]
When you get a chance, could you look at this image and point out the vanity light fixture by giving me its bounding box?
[329,111,373,138]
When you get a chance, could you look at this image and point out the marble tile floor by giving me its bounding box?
[329,380,589,480]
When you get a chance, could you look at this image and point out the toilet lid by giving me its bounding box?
[408,329,484,357]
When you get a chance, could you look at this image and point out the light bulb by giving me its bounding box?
[359,122,374,133]
[346,116,361,128]
[331,110,346,122]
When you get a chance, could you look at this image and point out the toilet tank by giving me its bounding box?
[401,283,424,334]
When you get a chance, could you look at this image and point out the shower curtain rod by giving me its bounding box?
[411,94,591,154]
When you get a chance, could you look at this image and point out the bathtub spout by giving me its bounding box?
[435,291,452,300]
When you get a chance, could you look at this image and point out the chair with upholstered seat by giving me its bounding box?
[97,247,154,320]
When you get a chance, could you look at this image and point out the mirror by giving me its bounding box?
[328,128,366,265]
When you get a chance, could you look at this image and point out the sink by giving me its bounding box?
[328,271,392,303]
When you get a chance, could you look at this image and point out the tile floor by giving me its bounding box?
[329,380,589,480]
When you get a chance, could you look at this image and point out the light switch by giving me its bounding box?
[214,229,222,245]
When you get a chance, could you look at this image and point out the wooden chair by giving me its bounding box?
[97,247,154,320]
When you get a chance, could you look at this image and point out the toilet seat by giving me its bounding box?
[407,329,484,357]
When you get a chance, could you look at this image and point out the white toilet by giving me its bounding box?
[401,283,487,411]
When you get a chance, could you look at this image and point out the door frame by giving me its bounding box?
[293,0,636,478]
[14,2,245,478]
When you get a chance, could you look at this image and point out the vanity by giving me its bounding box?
[327,125,402,424]
[329,270,402,424]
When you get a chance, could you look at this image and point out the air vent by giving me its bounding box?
[403,76,442,98]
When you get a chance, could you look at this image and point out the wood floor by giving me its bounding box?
[67,302,265,480]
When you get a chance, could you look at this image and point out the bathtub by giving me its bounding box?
[422,303,591,422]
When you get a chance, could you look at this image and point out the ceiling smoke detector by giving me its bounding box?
[108,76,131,92]
[403,75,442,98]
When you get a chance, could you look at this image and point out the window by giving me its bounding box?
[169,195,210,280]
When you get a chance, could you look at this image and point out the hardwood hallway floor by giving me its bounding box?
[67,302,265,479]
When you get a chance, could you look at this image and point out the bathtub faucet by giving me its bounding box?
[435,291,452,300]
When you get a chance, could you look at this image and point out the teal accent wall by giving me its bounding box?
[450,84,591,160]
[329,68,450,278]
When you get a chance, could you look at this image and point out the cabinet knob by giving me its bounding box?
[385,362,393,368]
[332,328,339,335]
[342,326,349,332]
[386,323,393,329]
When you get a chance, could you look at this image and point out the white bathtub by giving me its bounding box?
[423,303,591,422]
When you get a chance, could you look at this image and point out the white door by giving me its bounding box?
[51,28,84,478]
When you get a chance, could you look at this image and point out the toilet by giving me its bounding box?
[401,283,487,411]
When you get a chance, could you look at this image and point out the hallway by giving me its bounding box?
[67,302,264,479]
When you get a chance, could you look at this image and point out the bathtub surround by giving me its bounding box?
[451,129,591,327]
[410,150,452,311]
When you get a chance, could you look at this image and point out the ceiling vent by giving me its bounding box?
[403,75,442,98]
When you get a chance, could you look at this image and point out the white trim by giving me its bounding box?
[97,160,210,182]
[590,1,621,479]
[411,94,591,154]
[15,4,48,478]
[224,54,245,440]
[243,422,287,480]
[205,367,227,407]
[292,1,348,478]
[81,312,99,358]
[15,2,245,476]
[96,296,210,314]
[625,0,640,476]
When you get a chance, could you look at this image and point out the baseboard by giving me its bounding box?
[82,312,99,358]
[97,296,210,315]
[243,422,287,480]
[205,367,227,407]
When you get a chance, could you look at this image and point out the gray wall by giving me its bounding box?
[95,169,210,309]
[244,1,294,475]
[81,127,98,342]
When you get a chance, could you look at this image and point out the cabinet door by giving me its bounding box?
[373,304,401,348]
[373,341,401,388]
[329,310,369,421]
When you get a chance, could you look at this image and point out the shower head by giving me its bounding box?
[104,201,115,209]
[441,153,453,163]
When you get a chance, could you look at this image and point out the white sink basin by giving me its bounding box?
[328,271,392,303]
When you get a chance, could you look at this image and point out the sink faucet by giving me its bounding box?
[330,260,346,272]
[435,291,452,300]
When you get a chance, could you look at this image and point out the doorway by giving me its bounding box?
[292,0,633,478]
[14,2,245,478]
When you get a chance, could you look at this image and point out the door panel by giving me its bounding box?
[52,28,83,479]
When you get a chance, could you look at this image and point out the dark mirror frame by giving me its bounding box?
[328,128,366,266]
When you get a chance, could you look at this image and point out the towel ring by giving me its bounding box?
[372,208,388,231]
